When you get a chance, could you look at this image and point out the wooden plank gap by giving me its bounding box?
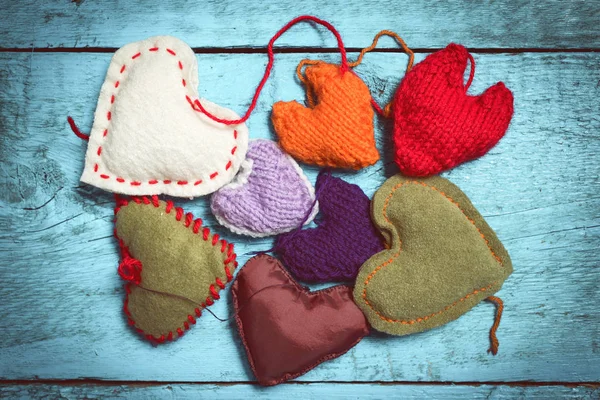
[1,380,598,388]
[0,47,599,54]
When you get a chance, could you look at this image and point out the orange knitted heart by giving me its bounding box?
[392,43,514,176]
[272,62,379,170]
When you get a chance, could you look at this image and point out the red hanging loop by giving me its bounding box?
[465,52,476,92]
[194,15,350,125]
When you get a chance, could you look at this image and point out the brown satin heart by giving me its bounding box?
[232,254,370,386]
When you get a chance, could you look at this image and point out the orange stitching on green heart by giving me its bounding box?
[361,180,505,324]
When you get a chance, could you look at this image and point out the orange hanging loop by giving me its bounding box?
[486,296,504,355]
[349,30,414,118]
[348,29,414,70]
[295,59,324,108]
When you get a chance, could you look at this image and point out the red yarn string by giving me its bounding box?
[69,21,474,132]
[67,116,90,141]
[370,98,386,116]
[193,15,350,125]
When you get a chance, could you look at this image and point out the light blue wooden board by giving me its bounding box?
[1,383,598,399]
[0,51,598,384]
[1,0,599,49]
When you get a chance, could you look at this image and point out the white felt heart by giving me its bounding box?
[80,36,249,197]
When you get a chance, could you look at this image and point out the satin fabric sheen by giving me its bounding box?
[232,254,370,386]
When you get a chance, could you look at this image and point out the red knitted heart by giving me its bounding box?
[392,43,514,176]
[232,254,370,386]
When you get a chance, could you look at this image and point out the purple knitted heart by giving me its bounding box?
[211,139,318,237]
[274,172,385,282]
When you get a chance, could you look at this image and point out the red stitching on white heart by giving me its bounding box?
[94,46,238,187]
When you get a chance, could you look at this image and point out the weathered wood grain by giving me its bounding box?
[1,0,599,49]
[1,383,598,399]
[0,51,599,384]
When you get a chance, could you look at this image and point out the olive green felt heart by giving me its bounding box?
[354,175,512,337]
[114,195,237,343]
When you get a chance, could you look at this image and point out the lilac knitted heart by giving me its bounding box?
[211,139,318,237]
[274,172,385,283]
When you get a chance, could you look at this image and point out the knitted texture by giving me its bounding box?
[275,172,384,282]
[272,62,379,169]
[79,36,249,197]
[114,195,237,343]
[232,254,370,386]
[353,174,512,337]
[211,139,318,237]
[392,43,514,176]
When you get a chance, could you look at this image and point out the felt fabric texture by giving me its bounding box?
[275,172,385,282]
[272,62,379,170]
[232,254,370,386]
[115,196,237,342]
[392,43,514,176]
[210,139,318,237]
[354,174,512,336]
[80,36,249,197]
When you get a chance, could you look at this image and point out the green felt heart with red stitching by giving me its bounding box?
[114,195,237,343]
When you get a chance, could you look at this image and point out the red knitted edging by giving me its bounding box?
[114,195,238,344]
[94,46,239,188]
